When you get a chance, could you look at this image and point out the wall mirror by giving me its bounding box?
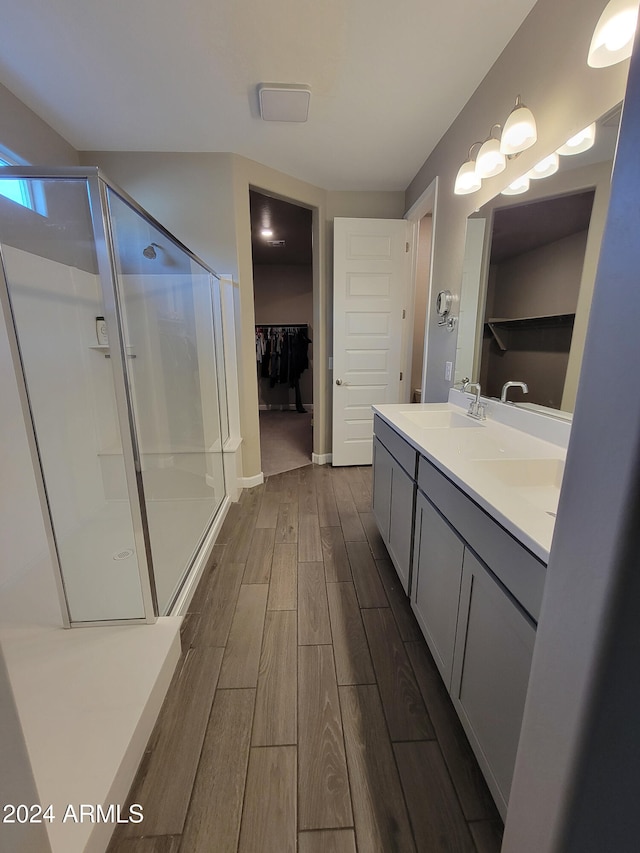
[456,103,622,418]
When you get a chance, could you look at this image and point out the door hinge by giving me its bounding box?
[402,309,406,319]
[400,372,403,381]
[405,242,410,252]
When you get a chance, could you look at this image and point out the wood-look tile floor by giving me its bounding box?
[108,465,503,853]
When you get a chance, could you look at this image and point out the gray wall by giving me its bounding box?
[0,82,78,166]
[503,32,640,852]
[79,151,239,276]
[480,231,588,408]
[491,230,587,319]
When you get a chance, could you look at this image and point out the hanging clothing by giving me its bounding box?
[255,325,311,403]
[290,328,310,387]
[256,325,310,383]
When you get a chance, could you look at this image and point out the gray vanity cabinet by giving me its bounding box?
[372,416,417,594]
[372,414,546,820]
[412,453,544,819]
[451,549,536,815]
[412,492,464,689]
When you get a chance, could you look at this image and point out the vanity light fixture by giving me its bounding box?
[588,0,639,67]
[501,174,530,196]
[529,152,560,179]
[500,96,538,155]
[454,143,483,195]
[476,125,507,178]
[556,123,597,155]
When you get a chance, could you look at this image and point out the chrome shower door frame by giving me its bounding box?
[86,171,158,624]
[0,224,72,627]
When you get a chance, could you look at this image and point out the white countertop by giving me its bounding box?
[373,392,569,563]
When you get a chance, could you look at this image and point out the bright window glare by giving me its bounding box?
[0,157,35,210]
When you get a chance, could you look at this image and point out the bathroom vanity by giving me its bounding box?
[372,390,569,818]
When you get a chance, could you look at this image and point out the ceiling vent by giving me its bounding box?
[258,84,311,122]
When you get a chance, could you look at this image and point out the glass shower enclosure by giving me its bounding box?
[0,167,229,624]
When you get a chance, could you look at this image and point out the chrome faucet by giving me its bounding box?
[466,382,486,420]
[501,381,529,403]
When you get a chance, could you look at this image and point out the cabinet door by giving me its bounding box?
[372,437,392,542]
[387,461,415,594]
[451,549,535,819]
[411,492,465,688]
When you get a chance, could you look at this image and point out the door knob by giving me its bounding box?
[336,379,343,386]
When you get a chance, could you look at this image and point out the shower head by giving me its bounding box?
[143,242,160,259]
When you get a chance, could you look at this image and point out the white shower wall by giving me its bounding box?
[6,247,117,532]
[3,245,145,621]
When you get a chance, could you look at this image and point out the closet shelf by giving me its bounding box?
[485,313,575,351]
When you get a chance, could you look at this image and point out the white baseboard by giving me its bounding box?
[170,494,231,616]
[239,472,265,488]
[312,453,332,465]
[258,403,314,411]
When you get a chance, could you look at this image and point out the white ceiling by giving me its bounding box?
[0,0,539,191]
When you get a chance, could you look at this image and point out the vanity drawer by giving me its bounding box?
[417,455,546,622]
[373,414,417,478]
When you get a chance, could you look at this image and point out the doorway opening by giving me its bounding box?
[250,190,314,477]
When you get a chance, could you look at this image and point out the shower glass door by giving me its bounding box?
[105,189,226,614]
[0,176,147,622]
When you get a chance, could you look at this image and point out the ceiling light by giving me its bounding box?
[500,96,537,156]
[529,152,560,179]
[556,123,597,155]
[476,127,506,179]
[588,0,639,67]
[501,175,530,196]
[258,84,311,122]
[261,228,273,238]
[454,144,482,195]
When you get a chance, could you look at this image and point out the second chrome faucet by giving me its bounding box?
[501,381,529,403]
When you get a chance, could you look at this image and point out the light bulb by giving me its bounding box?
[454,160,481,195]
[501,175,530,196]
[529,152,560,179]
[476,137,506,179]
[500,97,537,155]
[556,123,597,156]
[601,10,637,50]
[588,0,639,67]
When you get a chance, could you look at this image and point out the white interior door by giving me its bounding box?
[332,217,412,466]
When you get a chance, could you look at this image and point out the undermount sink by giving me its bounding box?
[471,457,565,488]
[471,457,565,515]
[401,410,483,430]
